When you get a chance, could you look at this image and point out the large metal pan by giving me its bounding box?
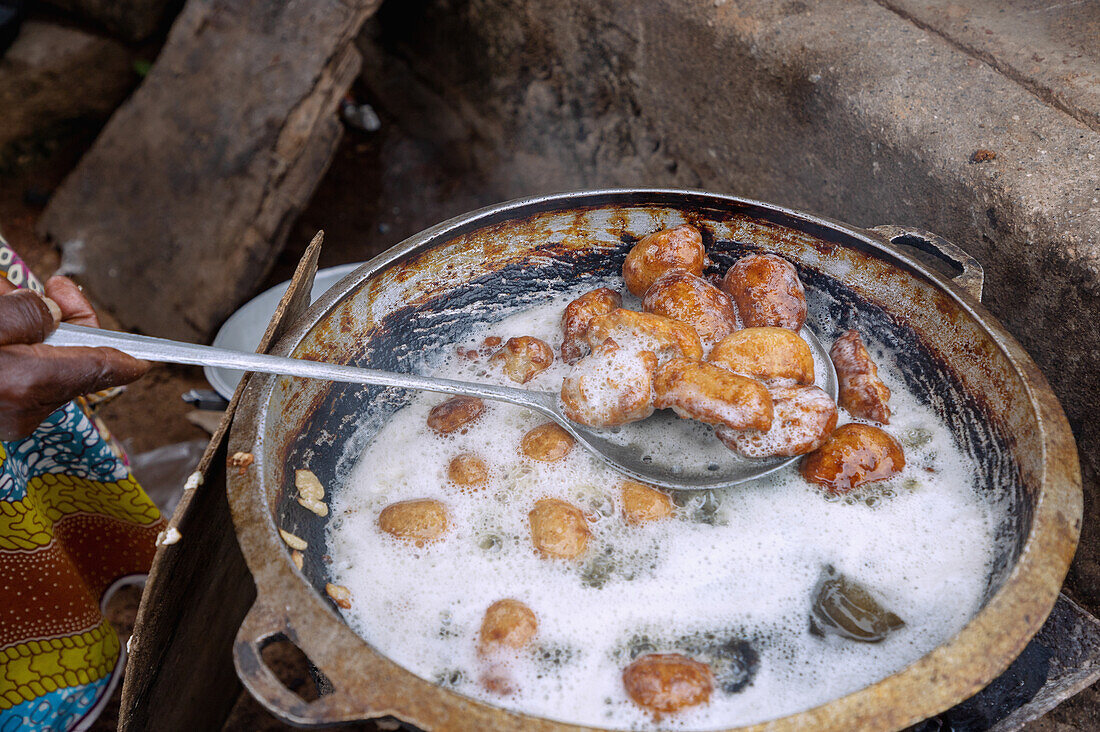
[226,189,1081,731]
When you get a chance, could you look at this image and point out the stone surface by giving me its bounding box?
[45,0,178,43]
[359,0,1100,609]
[880,0,1099,131]
[38,0,381,342]
[0,20,136,173]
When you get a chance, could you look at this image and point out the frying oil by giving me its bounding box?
[326,286,999,730]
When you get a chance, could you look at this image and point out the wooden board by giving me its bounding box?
[118,233,323,731]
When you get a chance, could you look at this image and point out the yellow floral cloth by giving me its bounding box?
[0,235,164,731]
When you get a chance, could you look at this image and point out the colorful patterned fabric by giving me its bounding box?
[0,235,164,731]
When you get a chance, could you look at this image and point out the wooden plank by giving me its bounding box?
[38,0,380,341]
[118,233,324,732]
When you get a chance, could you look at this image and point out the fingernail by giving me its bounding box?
[41,296,62,327]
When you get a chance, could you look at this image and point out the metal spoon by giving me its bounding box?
[46,322,837,491]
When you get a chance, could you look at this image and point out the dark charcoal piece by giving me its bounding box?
[903,638,1052,732]
[675,632,760,694]
[710,638,760,694]
[810,567,905,643]
[0,2,25,56]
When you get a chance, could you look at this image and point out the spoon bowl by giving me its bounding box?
[46,322,836,490]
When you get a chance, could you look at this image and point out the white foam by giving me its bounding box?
[326,285,998,730]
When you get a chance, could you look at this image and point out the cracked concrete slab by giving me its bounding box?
[878,0,1099,132]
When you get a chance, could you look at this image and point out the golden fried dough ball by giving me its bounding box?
[529,498,591,560]
[708,327,815,384]
[653,358,773,431]
[622,653,713,714]
[800,423,905,493]
[479,599,538,654]
[561,339,658,428]
[642,271,738,346]
[717,385,838,458]
[520,423,575,462]
[721,254,807,330]
[490,335,554,384]
[831,330,891,424]
[586,308,703,363]
[561,287,622,364]
[427,396,485,434]
[623,224,705,297]
[378,499,449,545]
[447,453,489,489]
[620,480,675,525]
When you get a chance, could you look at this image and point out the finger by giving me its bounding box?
[0,289,57,346]
[52,346,151,393]
[0,346,147,440]
[3,344,150,408]
[44,276,99,327]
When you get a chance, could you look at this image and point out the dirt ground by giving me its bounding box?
[3,83,1096,730]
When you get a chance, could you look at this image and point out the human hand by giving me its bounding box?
[0,276,149,440]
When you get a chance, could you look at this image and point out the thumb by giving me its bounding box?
[0,290,59,346]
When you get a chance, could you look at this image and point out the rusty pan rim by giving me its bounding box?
[227,188,1081,732]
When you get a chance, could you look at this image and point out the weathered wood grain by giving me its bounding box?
[39,0,379,341]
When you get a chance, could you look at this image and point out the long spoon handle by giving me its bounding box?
[46,323,557,413]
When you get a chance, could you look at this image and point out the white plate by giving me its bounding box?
[205,263,364,399]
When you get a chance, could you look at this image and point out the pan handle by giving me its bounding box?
[869,225,984,301]
[233,598,368,726]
